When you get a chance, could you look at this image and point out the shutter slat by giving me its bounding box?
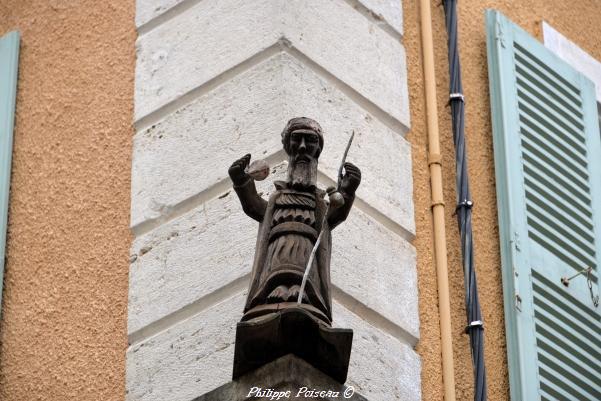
[527,213,597,269]
[517,87,585,141]
[537,339,601,389]
[539,377,575,401]
[522,145,591,206]
[521,135,590,194]
[519,112,589,170]
[513,59,583,128]
[518,98,588,157]
[513,43,582,107]
[533,306,601,365]
[538,352,600,400]
[518,97,586,159]
[532,274,601,347]
[533,269,600,321]
[520,122,590,184]
[515,76,584,131]
[523,165,592,225]
[526,198,595,256]
[539,364,596,401]
[538,345,600,398]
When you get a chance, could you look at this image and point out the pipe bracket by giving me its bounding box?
[431,199,446,209]
[428,153,442,167]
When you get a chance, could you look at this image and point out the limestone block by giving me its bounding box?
[357,0,403,35]
[136,0,182,27]
[281,0,409,126]
[136,0,403,37]
[130,53,285,227]
[127,293,419,401]
[193,355,367,401]
[332,208,419,341]
[132,53,414,234]
[135,0,272,120]
[128,191,252,335]
[334,303,421,401]
[128,163,288,334]
[134,0,409,127]
[126,292,245,401]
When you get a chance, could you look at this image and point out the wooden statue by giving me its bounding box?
[229,117,360,383]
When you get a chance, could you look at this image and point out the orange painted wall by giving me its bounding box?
[0,1,135,400]
[404,1,601,400]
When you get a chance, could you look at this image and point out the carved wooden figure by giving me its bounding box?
[229,118,361,383]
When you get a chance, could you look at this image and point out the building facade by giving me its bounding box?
[0,0,600,400]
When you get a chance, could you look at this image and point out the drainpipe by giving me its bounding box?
[419,1,457,401]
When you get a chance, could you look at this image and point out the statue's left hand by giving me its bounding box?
[340,162,361,194]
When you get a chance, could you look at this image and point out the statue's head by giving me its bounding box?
[281,117,323,189]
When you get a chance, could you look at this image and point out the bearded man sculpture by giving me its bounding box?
[229,117,361,383]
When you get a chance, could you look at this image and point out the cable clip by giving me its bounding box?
[465,320,484,334]
[454,199,473,215]
[448,93,465,105]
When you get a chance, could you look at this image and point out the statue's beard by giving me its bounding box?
[287,156,318,190]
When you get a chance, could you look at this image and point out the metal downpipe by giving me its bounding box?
[419,1,457,400]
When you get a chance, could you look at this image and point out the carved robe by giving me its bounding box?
[233,179,354,324]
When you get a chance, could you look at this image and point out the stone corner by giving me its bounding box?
[192,354,368,401]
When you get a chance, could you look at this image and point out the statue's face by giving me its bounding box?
[287,129,321,189]
[288,129,321,161]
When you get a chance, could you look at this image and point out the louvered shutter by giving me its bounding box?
[0,31,20,319]
[597,103,601,137]
[486,10,601,401]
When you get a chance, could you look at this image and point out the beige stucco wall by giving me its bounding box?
[0,1,135,400]
[404,1,601,400]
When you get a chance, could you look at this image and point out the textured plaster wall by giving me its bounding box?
[0,1,135,400]
[403,1,601,400]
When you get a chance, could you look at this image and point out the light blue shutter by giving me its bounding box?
[0,31,20,318]
[597,103,601,135]
[486,10,601,401]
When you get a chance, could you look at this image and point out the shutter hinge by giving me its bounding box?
[511,231,521,252]
[495,20,506,48]
[513,265,522,312]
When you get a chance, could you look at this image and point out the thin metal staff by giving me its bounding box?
[297,131,355,304]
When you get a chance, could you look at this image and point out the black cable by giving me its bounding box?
[442,1,487,400]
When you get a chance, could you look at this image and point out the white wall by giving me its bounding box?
[127,1,419,400]
[543,22,601,102]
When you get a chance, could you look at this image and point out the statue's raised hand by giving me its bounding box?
[229,153,251,186]
[340,162,361,194]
